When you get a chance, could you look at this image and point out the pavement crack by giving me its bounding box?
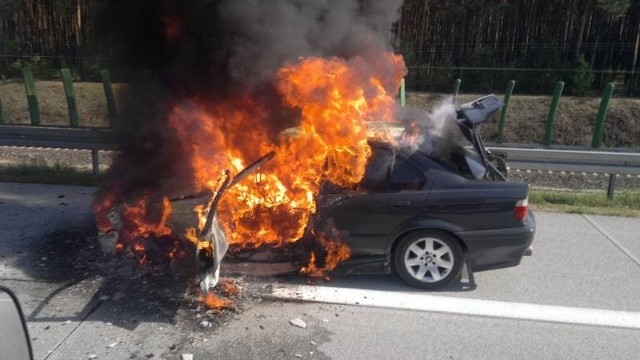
[582,215,640,268]
[42,296,105,360]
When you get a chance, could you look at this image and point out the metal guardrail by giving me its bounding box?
[0,124,117,179]
[1,124,639,195]
[488,145,640,198]
[488,146,640,175]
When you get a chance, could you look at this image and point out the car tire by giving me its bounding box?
[394,230,463,289]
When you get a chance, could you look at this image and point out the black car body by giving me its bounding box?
[311,95,535,289]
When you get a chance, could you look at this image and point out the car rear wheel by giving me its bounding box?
[394,231,463,289]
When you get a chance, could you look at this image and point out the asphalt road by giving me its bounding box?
[1,182,639,360]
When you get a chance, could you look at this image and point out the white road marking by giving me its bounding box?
[266,285,640,330]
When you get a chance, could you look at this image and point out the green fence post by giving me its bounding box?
[100,69,117,127]
[0,98,3,123]
[497,80,515,144]
[544,81,564,146]
[452,78,461,102]
[591,82,615,149]
[22,67,41,125]
[60,68,80,127]
[400,78,406,107]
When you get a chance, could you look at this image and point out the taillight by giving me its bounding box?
[513,197,528,221]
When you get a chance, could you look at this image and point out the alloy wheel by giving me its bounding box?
[403,237,454,283]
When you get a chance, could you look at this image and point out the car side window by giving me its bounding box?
[359,147,393,192]
[389,154,426,191]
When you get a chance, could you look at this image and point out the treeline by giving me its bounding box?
[396,0,640,95]
[0,0,106,80]
[1,0,639,96]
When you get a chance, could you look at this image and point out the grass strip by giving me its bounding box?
[0,158,95,186]
[530,189,640,217]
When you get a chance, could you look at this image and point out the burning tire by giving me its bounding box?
[394,231,463,289]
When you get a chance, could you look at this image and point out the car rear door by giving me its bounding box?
[316,146,433,256]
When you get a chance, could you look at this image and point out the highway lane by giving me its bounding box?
[1,183,639,359]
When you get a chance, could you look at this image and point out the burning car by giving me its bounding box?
[91,2,534,303]
[305,94,535,289]
[95,92,534,294]
[97,93,536,294]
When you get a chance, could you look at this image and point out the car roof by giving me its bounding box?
[368,136,466,174]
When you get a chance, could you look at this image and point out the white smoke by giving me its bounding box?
[394,96,458,149]
[426,96,457,137]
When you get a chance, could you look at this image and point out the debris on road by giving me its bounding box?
[200,320,211,327]
[289,318,306,328]
[98,231,119,255]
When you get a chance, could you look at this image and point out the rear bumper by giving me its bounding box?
[455,212,536,272]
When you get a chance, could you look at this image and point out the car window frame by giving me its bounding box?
[387,150,431,192]
[319,143,436,195]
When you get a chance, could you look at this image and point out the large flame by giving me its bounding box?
[94,52,405,274]
[301,228,353,279]
[171,54,405,249]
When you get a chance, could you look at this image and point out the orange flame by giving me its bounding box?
[93,187,119,233]
[220,279,239,297]
[169,53,405,253]
[121,194,173,239]
[301,229,352,278]
[198,293,235,310]
[110,194,186,263]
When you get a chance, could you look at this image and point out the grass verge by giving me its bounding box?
[0,159,95,186]
[530,189,640,217]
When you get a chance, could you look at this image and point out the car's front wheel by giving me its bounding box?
[394,231,463,289]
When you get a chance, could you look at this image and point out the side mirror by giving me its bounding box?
[0,285,33,360]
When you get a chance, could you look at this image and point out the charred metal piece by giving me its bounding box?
[196,151,276,293]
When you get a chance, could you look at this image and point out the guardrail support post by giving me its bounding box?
[0,98,4,123]
[544,81,564,146]
[497,80,515,144]
[22,67,41,125]
[60,68,80,127]
[399,78,406,107]
[591,82,615,149]
[453,78,461,102]
[92,149,100,181]
[100,69,117,127]
[606,174,617,200]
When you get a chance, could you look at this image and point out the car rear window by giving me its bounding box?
[415,134,482,180]
[360,147,394,191]
[359,147,427,192]
[389,156,426,191]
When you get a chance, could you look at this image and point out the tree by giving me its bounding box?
[570,54,595,96]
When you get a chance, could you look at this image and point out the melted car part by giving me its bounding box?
[197,152,276,293]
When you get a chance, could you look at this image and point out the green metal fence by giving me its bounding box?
[22,66,41,125]
[1,67,626,150]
